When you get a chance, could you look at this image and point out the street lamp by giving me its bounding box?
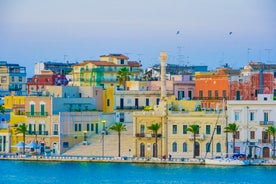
[101,120,106,158]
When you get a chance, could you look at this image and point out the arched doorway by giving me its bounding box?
[153,143,158,157]
[263,147,270,158]
[195,142,200,157]
[140,143,145,157]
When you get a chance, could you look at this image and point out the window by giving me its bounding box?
[199,90,203,98]
[140,125,145,134]
[216,143,221,152]
[234,112,240,121]
[215,90,218,97]
[172,125,177,134]
[40,103,45,116]
[235,131,240,139]
[107,99,110,106]
[87,124,90,131]
[78,124,82,131]
[74,124,78,132]
[156,98,160,105]
[172,142,177,152]
[216,125,221,134]
[206,125,210,134]
[264,112,269,123]
[208,90,212,97]
[30,104,35,116]
[183,125,187,134]
[250,131,255,139]
[91,124,94,131]
[11,76,14,82]
[146,98,149,106]
[1,76,7,83]
[183,142,187,152]
[206,143,210,153]
[222,90,227,98]
[178,91,185,100]
[250,112,255,121]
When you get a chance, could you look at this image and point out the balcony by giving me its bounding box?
[259,121,274,126]
[193,97,226,100]
[189,134,205,141]
[136,133,145,137]
[116,106,144,110]
[135,133,162,138]
[26,131,49,136]
[25,112,48,117]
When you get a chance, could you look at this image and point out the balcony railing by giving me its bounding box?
[259,121,274,125]
[193,97,227,100]
[136,133,145,137]
[116,106,144,110]
[135,133,162,138]
[25,112,48,117]
[189,134,205,140]
[26,131,49,136]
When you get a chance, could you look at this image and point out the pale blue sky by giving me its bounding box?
[1,0,276,76]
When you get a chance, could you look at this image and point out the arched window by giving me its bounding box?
[140,125,145,134]
[172,142,177,152]
[216,143,221,153]
[183,142,187,152]
[206,143,210,153]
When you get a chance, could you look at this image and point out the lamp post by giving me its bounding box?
[101,120,106,158]
[83,131,87,145]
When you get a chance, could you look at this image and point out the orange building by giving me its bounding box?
[195,71,228,109]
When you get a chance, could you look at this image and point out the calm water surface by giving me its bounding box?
[0,160,275,184]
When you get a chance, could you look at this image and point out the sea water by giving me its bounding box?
[0,160,274,184]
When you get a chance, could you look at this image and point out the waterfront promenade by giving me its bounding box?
[1,124,276,166]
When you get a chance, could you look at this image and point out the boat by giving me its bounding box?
[204,101,250,166]
[205,154,250,166]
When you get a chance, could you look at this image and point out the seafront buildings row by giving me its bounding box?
[0,53,276,159]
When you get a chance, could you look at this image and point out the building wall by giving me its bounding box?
[44,86,79,98]
[133,112,166,158]
[195,72,229,98]
[102,86,115,113]
[167,111,226,159]
[227,94,276,158]
[52,97,96,114]
[3,96,26,110]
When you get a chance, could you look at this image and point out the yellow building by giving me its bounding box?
[167,111,226,159]
[4,96,26,152]
[133,101,226,159]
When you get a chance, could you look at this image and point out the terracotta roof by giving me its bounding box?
[128,61,141,67]
[100,54,129,60]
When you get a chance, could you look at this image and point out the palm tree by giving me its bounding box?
[16,123,28,154]
[224,123,239,155]
[109,122,127,157]
[187,124,200,158]
[147,123,161,158]
[117,67,130,90]
[0,104,4,114]
[265,126,276,160]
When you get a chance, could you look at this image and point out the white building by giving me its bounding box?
[227,94,276,158]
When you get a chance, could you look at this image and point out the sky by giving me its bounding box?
[1,0,276,77]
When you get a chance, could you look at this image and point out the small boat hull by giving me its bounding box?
[205,158,250,166]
